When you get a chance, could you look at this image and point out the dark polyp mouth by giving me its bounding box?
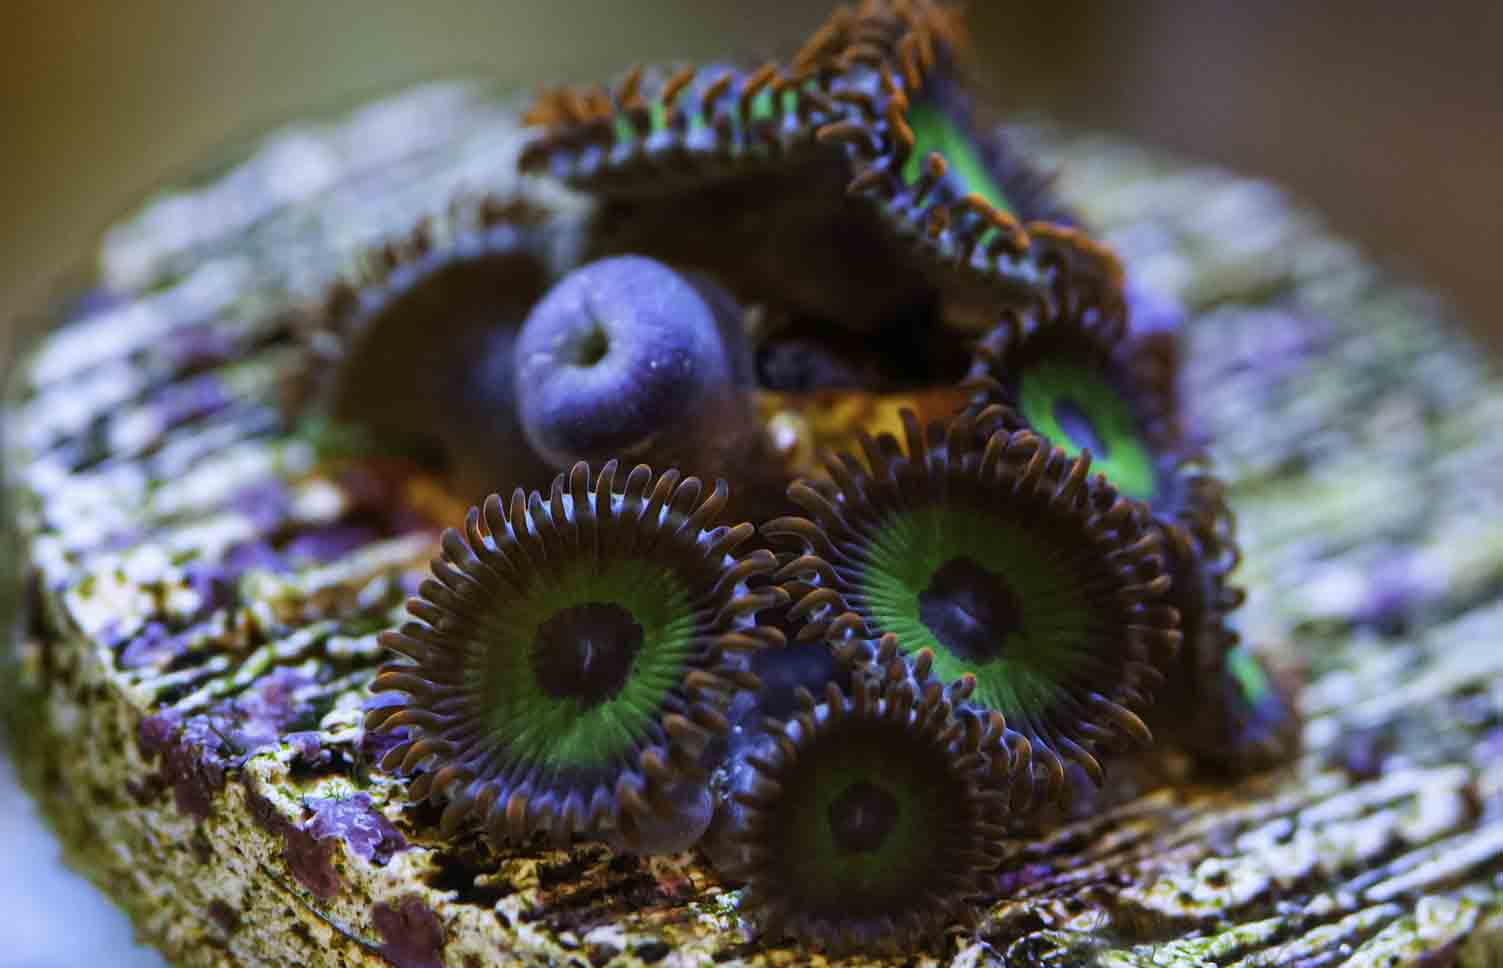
[1053,396,1109,459]
[530,602,644,706]
[917,555,1024,664]
[828,779,900,855]
[569,318,611,368]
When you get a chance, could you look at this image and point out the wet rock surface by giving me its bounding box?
[5,86,1502,966]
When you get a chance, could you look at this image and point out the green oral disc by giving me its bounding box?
[1018,357,1157,501]
[476,558,695,772]
[777,731,933,907]
[860,503,1090,722]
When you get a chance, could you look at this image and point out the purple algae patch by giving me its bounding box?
[170,325,239,372]
[282,523,384,566]
[154,373,233,428]
[285,730,329,766]
[217,539,288,580]
[118,621,189,670]
[306,793,408,865]
[1474,728,1503,770]
[136,666,326,818]
[227,665,323,751]
[1354,552,1435,635]
[252,792,409,900]
[175,537,287,617]
[1335,724,1396,782]
[372,895,446,968]
[991,862,1056,898]
[1125,280,1186,337]
[247,785,341,900]
[96,527,147,553]
[229,479,295,533]
[137,711,229,819]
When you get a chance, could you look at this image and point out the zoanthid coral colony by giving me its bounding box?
[328,0,1299,954]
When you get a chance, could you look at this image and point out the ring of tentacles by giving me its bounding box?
[721,644,1015,955]
[765,412,1180,802]
[366,460,785,848]
[303,0,1299,955]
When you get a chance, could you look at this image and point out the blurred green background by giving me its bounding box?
[3,1,1500,356]
[0,3,1498,964]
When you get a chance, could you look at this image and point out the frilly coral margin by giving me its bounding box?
[807,0,1125,322]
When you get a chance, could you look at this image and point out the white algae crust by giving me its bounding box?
[5,84,1503,967]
